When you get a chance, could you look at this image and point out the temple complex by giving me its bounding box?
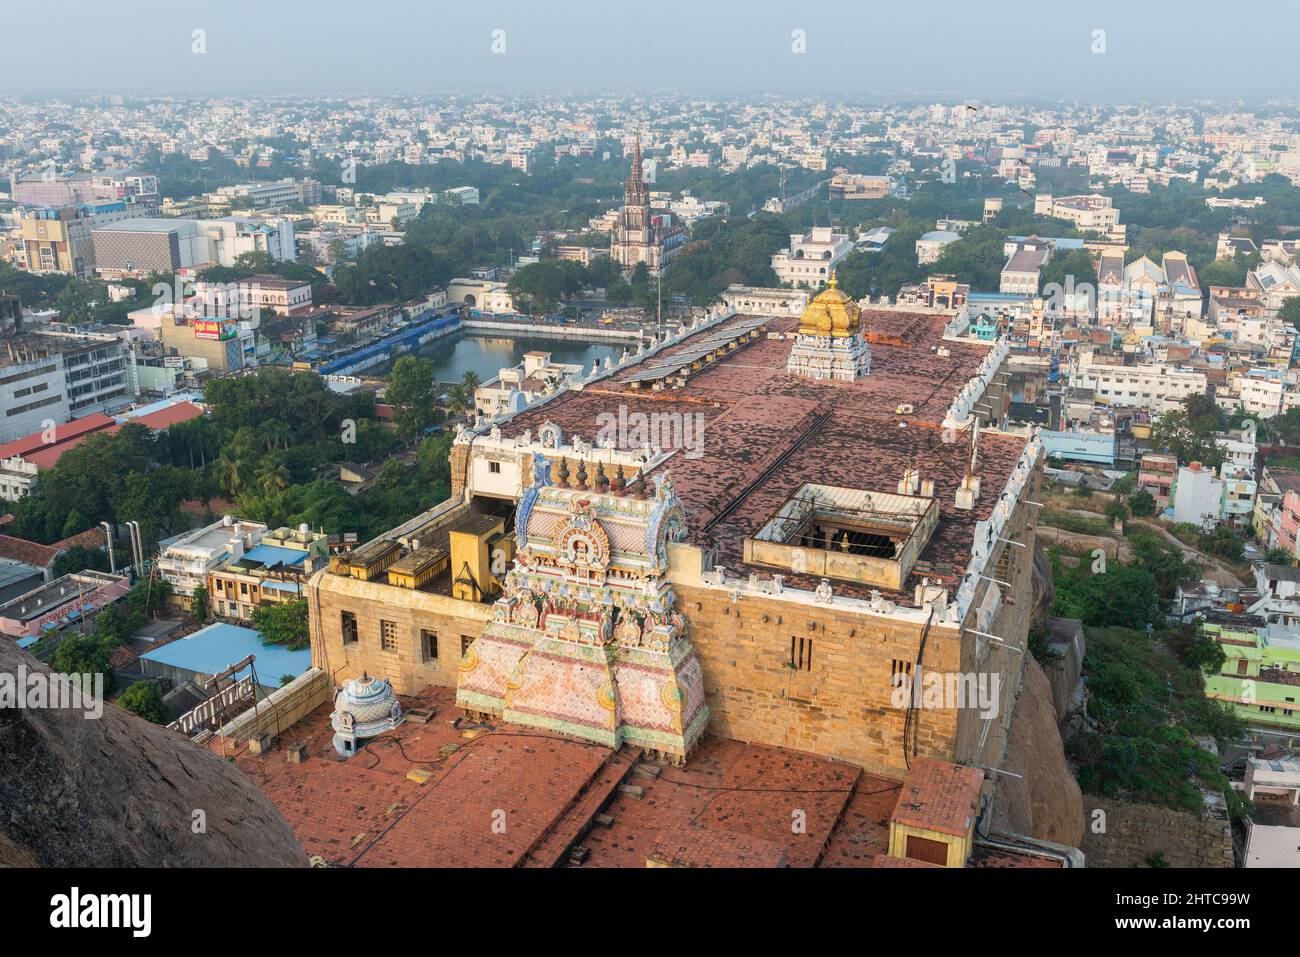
[288,284,1085,866]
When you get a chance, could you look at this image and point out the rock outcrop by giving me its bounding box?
[1029,540,1055,628]
[988,655,1085,849]
[0,642,307,867]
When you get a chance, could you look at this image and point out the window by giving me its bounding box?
[421,629,438,661]
[489,461,501,474]
[462,635,474,656]
[891,658,913,690]
[341,611,358,644]
[381,619,398,652]
[790,636,812,671]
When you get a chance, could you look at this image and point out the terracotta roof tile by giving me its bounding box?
[890,757,984,838]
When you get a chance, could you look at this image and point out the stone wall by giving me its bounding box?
[1080,797,1234,868]
[1043,618,1086,721]
[307,568,492,695]
[217,667,333,743]
[678,581,964,776]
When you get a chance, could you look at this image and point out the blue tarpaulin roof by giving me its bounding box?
[259,579,302,593]
[140,622,309,689]
[242,544,308,566]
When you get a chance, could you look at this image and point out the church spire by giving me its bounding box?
[625,134,648,206]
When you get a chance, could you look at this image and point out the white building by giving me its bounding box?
[1172,462,1224,528]
[197,217,297,267]
[771,227,854,287]
[1068,352,1207,412]
[1238,368,1296,419]
[474,351,583,418]
[722,285,809,317]
[446,278,514,313]
[214,178,321,207]
[1242,758,1300,868]
[1247,261,1300,311]
[915,230,960,265]
[156,516,268,600]
[1034,193,1122,238]
[1000,241,1050,295]
[0,331,137,443]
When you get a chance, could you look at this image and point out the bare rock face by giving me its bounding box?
[989,655,1085,849]
[0,642,308,867]
[1029,540,1055,629]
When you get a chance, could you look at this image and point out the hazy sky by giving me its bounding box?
[5,0,1294,101]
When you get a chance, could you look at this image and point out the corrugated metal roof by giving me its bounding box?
[140,622,309,689]
[242,544,308,566]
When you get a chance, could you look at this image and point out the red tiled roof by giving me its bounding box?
[15,405,204,471]
[51,527,109,551]
[124,401,203,431]
[0,413,115,461]
[501,311,1026,601]
[0,534,59,569]
[870,852,942,867]
[648,823,788,867]
[890,757,984,838]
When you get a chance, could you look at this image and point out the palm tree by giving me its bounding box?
[255,462,290,496]
[443,384,473,422]
[262,420,291,452]
[213,454,252,497]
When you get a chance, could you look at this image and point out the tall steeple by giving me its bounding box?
[625,135,648,207]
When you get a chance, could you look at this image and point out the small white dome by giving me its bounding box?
[331,674,403,755]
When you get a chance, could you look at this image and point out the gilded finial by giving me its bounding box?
[828,271,838,290]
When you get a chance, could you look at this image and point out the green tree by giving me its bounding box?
[385,355,439,440]
[1265,547,1294,565]
[117,680,171,724]
[192,583,210,621]
[1104,498,1129,526]
[1129,488,1157,517]
[51,545,110,578]
[1151,409,1224,469]
[252,598,309,651]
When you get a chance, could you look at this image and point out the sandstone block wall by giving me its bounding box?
[1080,797,1234,868]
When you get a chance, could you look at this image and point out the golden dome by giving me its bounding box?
[797,272,861,338]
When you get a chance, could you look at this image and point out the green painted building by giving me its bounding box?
[1204,624,1300,734]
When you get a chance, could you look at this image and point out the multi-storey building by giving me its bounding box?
[0,331,136,443]
[17,206,96,277]
[207,524,329,621]
[1068,351,1207,411]
[772,226,855,286]
[156,516,270,609]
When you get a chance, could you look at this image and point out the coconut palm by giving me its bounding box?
[255,462,291,496]
[212,453,252,497]
[262,419,292,452]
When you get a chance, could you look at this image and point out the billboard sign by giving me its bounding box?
[193,318,237,341]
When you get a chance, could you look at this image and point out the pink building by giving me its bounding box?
[0,571,131,639]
